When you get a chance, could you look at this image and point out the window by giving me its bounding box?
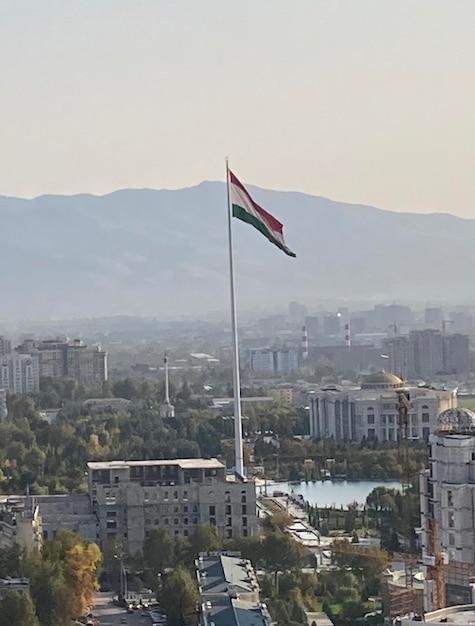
[241,493,247,503]
[225,505,232,515]
[225,491,231,503]
[226,517,232,527]
[423,427,430,440]
[368,428,375,440]
[174,518,179,525]
[184,529,189,537]
[184,518,188,525]
[183,506,188,513]
[183,491,188,500]
[174,506,179,513]
[193,517,198,524]
[448,512,455,528]
[422,413,430,423]
[448,491,453,507]
[164,518,169,525]
[164,491,169,501]
[367,414,375,425]
[381,415,386,425]
[388,415,394,424]
[174,530,179,536]
[209,505,216,516]
[226,529,232,538]
[173,491,178,501]
[449,534,455,546]
[242,517,247,527]
[154,519,159,525]
[210,518,216,526]
[242,505,247,515]
[243,529,248,537]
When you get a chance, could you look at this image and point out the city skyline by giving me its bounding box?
[1,1,474,217]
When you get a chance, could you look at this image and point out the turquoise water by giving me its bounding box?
[261,479,402,508]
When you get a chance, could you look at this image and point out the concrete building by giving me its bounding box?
[249,348,299,374]
[425,308,444,329]
[0,354,40,394]
[16,337,107,385]
[419,408,475,611]
[35,494,98,543]
[0,336,11,356]
[88,458,258,555]
[0,496,42,553]
[308,371,455,442]
[196,552,272,626]
[383,331,471,379]
[0,390,7,419]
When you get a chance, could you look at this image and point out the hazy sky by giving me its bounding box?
[1,1,474,216]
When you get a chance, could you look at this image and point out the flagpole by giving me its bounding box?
[225,158,245,479]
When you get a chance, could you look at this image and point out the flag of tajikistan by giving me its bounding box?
[229,170,296,258]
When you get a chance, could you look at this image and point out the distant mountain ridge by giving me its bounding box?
[0,182,472,320]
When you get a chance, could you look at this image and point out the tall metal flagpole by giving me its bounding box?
[225,158,245,478]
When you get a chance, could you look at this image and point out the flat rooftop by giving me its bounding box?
[198,554,257,596]
[87,458,224,471]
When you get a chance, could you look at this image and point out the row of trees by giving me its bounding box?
[0,530,101,626]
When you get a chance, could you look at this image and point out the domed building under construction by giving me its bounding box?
[308,370,456,442]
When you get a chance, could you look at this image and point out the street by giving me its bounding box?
[93,592,151,626]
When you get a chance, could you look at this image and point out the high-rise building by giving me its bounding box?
[87,458,257,555]
[424,308,444,329]
[288,301,307,325]
[0,337,11,356]
[323,315,341,337]
[0,390,7,419]
[16,338,107,385]
[419,408,475,610]
[382,336,415,379]
[383,331,470,380]
[308,371,455,442]
[0,354,40,394]
[443,333,471,376]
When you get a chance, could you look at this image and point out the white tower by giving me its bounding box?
[160,352,175,418]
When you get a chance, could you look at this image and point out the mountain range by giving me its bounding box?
[0,182,472,320]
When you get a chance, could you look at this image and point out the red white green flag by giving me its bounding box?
[229,170,296,258]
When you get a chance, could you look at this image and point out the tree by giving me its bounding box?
[0,591,39,626]
[143,528,175,574]
[160,567,199,626]
[189,524,223,556]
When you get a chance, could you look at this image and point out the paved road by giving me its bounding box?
[93,593,152,626]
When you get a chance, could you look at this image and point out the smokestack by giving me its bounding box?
[345,323,351,349]
[301,325,308,361]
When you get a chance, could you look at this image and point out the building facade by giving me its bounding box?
[16,337,107,385]
[383,331,470,380]
[88,459,258,555]
[308,371,455,442]
[0,497,42,553]
[249,348,299,374]
[0,354,40,394]
[419,408,475,611]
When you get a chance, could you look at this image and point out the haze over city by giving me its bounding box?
[1,1,475,216]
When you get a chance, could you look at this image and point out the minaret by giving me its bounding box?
[160,352,175,418]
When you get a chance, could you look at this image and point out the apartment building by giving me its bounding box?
[0,354,40,394]
[308,371,455,442]
[249,348,299,374]
[196,552,272,626]
[383,330,471,380]
[17,337,107,385]
[88,458,257,555]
